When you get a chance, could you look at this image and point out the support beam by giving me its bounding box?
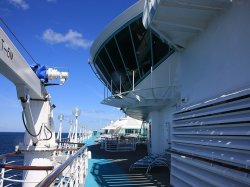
[149,29,154,67]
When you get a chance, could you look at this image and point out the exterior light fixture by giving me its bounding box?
[72,107,81,144]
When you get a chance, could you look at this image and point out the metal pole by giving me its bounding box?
[151,66,153,88]
[120,76,122,94]
[106,82,109,97]
[111,80,113,95]
[133,70,135,91]
[75,116,78,144]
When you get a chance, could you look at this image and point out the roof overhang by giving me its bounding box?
[143,0,232,49]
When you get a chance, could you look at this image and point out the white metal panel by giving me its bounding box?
[0,28,44,99]
[171,88,250,186]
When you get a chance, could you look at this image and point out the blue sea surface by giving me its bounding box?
[0,132,24,154]
[0,132,69,154]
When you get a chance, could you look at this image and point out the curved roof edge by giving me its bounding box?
[89,0,145,62]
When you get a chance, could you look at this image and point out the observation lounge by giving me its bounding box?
[89,0,177,121]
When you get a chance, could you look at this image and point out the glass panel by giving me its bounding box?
[115,26,140,85]
[106,38,131,92]
[99,48,115,75]
[130,18,151,77]
[152,32,173,66]
[95,57,114,90]
[98,48,119,92]
[94,16,176,94]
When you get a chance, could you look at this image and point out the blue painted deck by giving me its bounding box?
[84,136,96,146]
[84,136,169,187]
[84,136,128,186]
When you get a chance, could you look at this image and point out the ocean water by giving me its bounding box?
[0,132,24,154]
[0,132,69,154]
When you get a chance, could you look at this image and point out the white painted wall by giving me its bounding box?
[180,2,250,105]
[136,53,180,154]
[147,106,175,154]
[136,53,180,90]
[138,1,250,156]
[159,106,175,150]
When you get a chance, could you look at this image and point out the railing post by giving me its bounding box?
[85,149,88,179]
[69,161,74,187]
[79,150,84,185]
[75,159,79,187]
[0,157,6,187]
[57,173,62,187]
[38,145,87,187]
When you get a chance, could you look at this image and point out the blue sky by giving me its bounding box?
[0,0,138,132]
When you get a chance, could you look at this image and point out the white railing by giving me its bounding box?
[0,143,89,187]
[0,152,26,187]
[37,144,88,187]
[103,137,137,152]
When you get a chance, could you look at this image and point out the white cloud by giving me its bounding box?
[42,28,92,49]
[8,0,29,10]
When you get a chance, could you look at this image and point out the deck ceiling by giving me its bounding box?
[147,0,232,49]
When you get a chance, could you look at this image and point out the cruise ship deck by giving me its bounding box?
[85,136,169,187]
[89,0,250,186]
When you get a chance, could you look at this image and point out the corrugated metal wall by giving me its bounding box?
[171,88,250,186]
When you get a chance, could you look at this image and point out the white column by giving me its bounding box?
[68,119,73,141]
[57,114,64,146]
[74,116,78,143]
[21,100,56,187]
[148,111,161,154]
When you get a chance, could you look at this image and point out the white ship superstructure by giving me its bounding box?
[89,0,250,186]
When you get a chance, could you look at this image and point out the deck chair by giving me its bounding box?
[129,154,160,172]
[146,153,170,174]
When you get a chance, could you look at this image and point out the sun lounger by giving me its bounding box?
[146,154,170,174]
[129,154,161,172]
[129,153,170,173]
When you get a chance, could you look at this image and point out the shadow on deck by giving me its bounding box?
[85,143,170,187]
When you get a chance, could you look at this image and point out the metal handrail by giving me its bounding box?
[36,144,87,187]
[0,164,53,171]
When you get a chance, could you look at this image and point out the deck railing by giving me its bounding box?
[0,152,25,187]
[0,143,89,187]
[103,137,137,152]
[37,144,88,187]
